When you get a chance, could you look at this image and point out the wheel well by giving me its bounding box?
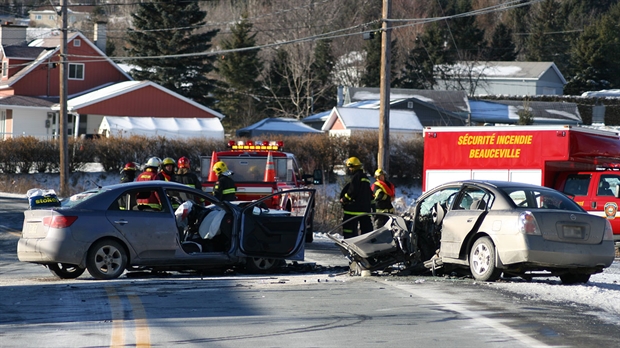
[82,237,131,268]
[460,232,491,261]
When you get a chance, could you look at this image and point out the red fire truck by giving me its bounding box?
[200,140,319,241]
[423,125,620,244]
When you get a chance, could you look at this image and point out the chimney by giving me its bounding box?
[94,22,107,53]
[0,24,27,46]
[337,86,344,106]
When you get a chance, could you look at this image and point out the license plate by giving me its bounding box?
[563,226,584,239]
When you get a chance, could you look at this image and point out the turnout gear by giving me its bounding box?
[120,162,137,183]
[136,167,163,210]
[214,174,237,201]
[158,157,176,182]
[340,161,373,238]
[176,157,201,189]
[371,169,396,229]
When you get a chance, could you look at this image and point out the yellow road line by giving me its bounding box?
[104,287,125,348]
[128,294,151,348]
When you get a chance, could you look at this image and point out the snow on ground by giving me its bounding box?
[3,165,620,323]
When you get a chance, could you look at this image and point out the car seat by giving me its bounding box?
[598,181,614,196]
[470,198,486,210]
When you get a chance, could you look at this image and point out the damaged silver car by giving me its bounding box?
[328,180,616,284]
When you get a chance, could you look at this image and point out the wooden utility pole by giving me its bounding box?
[59,0,69,196]
[378,0,391,172]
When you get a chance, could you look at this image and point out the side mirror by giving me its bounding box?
[312,169,323,185]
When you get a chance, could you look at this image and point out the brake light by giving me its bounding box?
[603,219,614,241]
[43,216,78,228]
[518,211,540,235]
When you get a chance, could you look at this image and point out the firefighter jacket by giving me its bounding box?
[176,171,201,189]
[136,168,162,209]
[214,174,237,201]
[371,179,395,213]
[340,169,372,213]
[120,169,135,183]
[156,170,175,182]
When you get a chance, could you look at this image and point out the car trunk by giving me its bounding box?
[533,211,607,244]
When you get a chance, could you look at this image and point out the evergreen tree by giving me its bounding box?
[360,24,399,88]
[449,0,486,61]
[525,0,570,70]
[125,0,219,107]
[487,23,516,61]
[215,14,264,130]
[564,2,620,94]
[263,49,296,118]
[310,38,336,113]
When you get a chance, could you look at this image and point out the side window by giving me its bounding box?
[456,186,493,210]
[165,189,214,208]
[110,189,168,213]
[598,174,620,197]
[563,174,590,196]
[419,187,461,216]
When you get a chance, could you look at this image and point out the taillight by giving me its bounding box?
[603,219,614,241]
[518,211,540,235]
[43,216,78,228]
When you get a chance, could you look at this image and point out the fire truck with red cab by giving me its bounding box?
[200,140,320,241]
[423,125,620,246]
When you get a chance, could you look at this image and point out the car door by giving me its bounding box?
[236,188,315,260]
[105,187,179,261]
[440,185,491,259]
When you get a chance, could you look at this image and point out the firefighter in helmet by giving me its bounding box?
[213,161,237,201]
[175,156,201,189]
[157,157,176,181]
[339,156,373,238]
[136,157,163,210]
[120,162,137,183]
[371,168,396,229]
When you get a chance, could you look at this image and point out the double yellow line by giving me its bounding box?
[105,286,151,348]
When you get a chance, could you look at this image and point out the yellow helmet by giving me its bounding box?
[374,169,386,178]
[162,157,175,166]
[345,157,362,168]
[213,161,228,174]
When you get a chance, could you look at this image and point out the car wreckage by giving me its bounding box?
[328,180,616,284]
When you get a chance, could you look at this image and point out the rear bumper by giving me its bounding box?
[17,236,88,266]
[498,238,615,269]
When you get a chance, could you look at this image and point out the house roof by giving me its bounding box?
[448,61,567,84]
[237,117,322,137]
[54,81,225,119]
[344,87,470,114]
[2,46,49,59]
[0,95,55,108]
[469,99,581,125]
[322,107,423,132]
[100,116,224,140]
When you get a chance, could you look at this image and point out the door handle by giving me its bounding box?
[467,218,473,222]
[114,220,129,225]
[591,202,597,209]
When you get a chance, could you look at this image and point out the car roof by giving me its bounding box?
[441,180,558,191]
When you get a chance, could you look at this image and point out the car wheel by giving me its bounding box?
[560,273,591,284]
[48,263,86,279]
[86,239,128,280]
[245,257,283,273]
[469,236,502,281]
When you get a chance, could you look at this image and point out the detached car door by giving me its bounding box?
[236,189,315,261]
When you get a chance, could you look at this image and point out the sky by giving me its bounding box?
[3,164,620,323]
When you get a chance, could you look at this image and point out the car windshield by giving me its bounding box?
[501,187,584,211]
[62,189,107,208]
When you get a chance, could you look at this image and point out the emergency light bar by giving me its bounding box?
[228,140,283,151]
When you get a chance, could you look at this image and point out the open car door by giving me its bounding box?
[237,188,315,261]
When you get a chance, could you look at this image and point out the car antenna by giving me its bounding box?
[89,180,102,189]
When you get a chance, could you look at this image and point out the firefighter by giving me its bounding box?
[175,156,201,189]
[213,161,237,201]
[157,157,176,181]
[120,162,137,183]
[136,157,163,210]
[371,168,396,229]
[339,157,373,238]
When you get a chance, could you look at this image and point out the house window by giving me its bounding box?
[407,101,414,109]
[73,39,81,47]
[48,15,56,20]
[2,61,7,78]
[35,15,42,20]
[68,63,84,80]
[0,110,6,139]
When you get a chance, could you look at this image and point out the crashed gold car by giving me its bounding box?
[328,180,615,284]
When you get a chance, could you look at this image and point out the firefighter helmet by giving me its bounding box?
[162,157,176,167]
[123,162,137,171]
[345,157,362,168]
[213,161,229,175]
[177,156,190,169]
[374,169,386,178]
[145,157,161,168]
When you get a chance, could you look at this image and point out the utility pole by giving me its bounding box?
[59,0,69,196]
[378,0,391,172]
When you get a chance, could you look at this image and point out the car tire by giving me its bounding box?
[86,239,128,280]
[245,257,283,273]
[469,236,502,282]
[560,273,591,284]
[48,263,86,279]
